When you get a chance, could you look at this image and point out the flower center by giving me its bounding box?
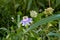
[23,16,28,21]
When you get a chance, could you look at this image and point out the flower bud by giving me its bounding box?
[44,7,54,15]
[30,10,38,17]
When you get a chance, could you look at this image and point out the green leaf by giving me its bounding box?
[29,31,39,38]
[47,32,60,37]
[0,28,7,31]
[37,0,45,8]
[28,36,37,40]
[25,14,60,33]
[27,0,32,11]
[55,0,60,8]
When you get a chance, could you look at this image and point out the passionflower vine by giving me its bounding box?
[30,10,38,17]
[44,7,54,15]
[20,16,33,26]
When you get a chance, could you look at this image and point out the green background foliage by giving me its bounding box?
[0,0,60,40]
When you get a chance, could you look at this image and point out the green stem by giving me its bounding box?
[25,25,28,29]
[59,20,60,31]
[48,0,51,7]
[17,15,20,28]
[59,20,60,40]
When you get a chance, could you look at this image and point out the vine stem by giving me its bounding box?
[48,0,51,7]
[59,20,60,40]
[59,20,60,31]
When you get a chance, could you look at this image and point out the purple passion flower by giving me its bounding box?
[20,16,32,26]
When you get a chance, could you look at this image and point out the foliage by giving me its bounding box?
[0,0,60,40]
